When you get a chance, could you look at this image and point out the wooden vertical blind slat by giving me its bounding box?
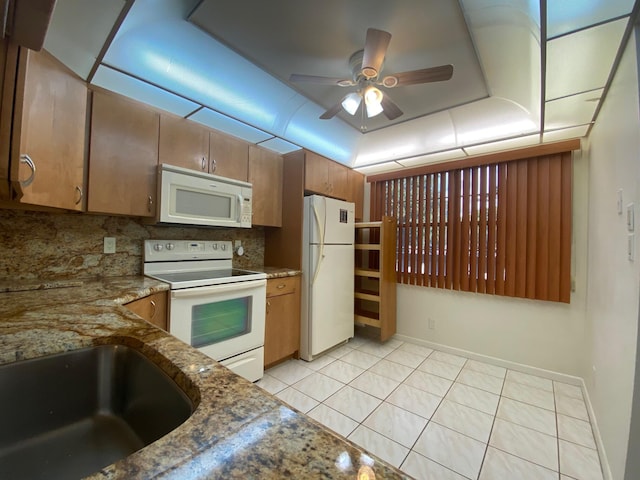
[453,171,462,291]
[430,174,438,287]
[548,156,562,302]
[496,163,507,295]
[515,160,528,298]
[374,149,574,303]
[438,173,447,288]
[536,157,550,300]
[505,162,518,297]
[470,167,479,293]
[487,165,497,294]
[478,165,488,294]
[446,170,456,289]
[526,159,538,299]
[560,152,572,303]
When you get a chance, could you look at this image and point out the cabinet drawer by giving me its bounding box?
[266,276,299,297]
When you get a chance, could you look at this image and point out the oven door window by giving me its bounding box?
[191,297,252,348]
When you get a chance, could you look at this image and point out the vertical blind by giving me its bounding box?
[370,151,572,303]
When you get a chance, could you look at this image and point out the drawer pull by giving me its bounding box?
[277,283,286,289]
[150,300,156,319]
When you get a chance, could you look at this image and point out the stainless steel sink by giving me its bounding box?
[0,344,194,479]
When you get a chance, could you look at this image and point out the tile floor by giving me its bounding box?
[256,335,603,480]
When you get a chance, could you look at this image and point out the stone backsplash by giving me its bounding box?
[0,209,264,282]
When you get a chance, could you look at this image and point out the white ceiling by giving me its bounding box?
[43,0,638,171]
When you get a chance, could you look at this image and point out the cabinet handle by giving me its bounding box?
[148,196,153,212]
[277,283,286,289]
[19,154,36,187]
[211,157,217,173]
[266,300,271,314]
[201,157,206,170]
[74,186,83,205]
[150,300,156,319]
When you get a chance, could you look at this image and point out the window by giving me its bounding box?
[369,144,575,303]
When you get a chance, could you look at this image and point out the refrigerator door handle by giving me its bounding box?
[312,201,325,285]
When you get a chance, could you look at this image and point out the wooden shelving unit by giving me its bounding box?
[354,216,397,342]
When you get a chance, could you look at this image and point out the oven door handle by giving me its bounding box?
[171,279,266,298]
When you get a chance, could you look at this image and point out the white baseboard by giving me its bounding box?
[393,333,583,385]
[392,333,612,479]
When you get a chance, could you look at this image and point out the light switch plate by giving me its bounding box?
[104,237,116,254]
[628,234,635,262]
[627,203,635,232]
[618,189,624,215]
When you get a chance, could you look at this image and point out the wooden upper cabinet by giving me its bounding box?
[328,159,349,199]
[159,114,209,173]
[248,145,282,227]
[209,130,249,181]
[88,90,159,217]
[304,150,330,195]
[304,150,349,200]
[9,48,87,210]
[347,168,365,220]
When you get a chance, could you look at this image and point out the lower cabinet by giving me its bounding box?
[264,276,300,367]
[124,291,168,331]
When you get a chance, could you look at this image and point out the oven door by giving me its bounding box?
[169,279,266,364]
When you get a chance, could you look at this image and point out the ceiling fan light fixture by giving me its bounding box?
[362,67,378,79]
[341,92,362,115]
[364,86,383,117]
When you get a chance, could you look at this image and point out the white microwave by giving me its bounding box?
[157,164,252,228]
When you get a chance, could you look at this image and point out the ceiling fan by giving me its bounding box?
[289,28,454,125]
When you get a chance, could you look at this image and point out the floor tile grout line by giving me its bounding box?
[264,339,605,479]
[476,367,507,480]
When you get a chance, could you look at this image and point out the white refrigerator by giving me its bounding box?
[301,195,355,361]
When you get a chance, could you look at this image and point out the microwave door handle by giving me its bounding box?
[237,194,243,222]
[171,279,265,298]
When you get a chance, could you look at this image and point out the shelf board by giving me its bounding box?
[354,268,381,278]
[355,244,381,250]
[355,291,380,302]
[354,314,381,328]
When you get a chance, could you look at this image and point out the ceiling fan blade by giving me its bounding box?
[289,74,354,86]
[383,64,454,87]
[361,28,391,79]
[319,101,345,120]
[380,94,403,120]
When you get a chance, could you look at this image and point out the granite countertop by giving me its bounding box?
[0,276,409,479]
[249,266,302,278]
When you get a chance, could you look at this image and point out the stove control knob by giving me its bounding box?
[212,243,218,250]
[166,243,175,251]
[153,243,163,252]
[221,244,227,251]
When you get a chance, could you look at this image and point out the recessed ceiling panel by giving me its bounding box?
[546,19,626,100]
[257,138,301,155]
[355,162,404,174]
[91,65,199,117]
[463,134,540,156]
[547,0,634,38]
[189,0,489,132]
[189,108,272,143]
[397,149,466,167]
[545,89,603,131]
[45,0,127,79]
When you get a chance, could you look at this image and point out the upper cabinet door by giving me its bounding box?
[209,130,249,181]
[11,49,87,210]
[347,168,365,221]
[88,90,159,217]
[304,150,330,195]
[248,145,283,227]
[159,114,209,173]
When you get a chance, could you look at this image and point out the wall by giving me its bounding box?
[582,29,640,480]
[0,209,264,283]
[395,154,589,377]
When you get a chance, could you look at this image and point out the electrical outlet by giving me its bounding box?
[103,237,116,254]
[234,240,242,248]
[617,189,623,215]
[428,318,435,330]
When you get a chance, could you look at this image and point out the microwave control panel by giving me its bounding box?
[241,197,252,226]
